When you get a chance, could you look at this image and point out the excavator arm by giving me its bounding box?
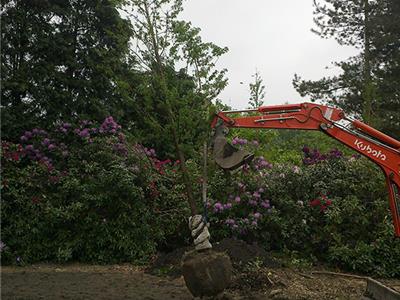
[211,102,400,237]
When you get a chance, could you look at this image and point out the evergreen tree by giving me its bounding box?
[1,0,136,139]
[293,0,399,138]
[370,0,400,136]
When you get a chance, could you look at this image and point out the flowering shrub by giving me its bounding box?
[1,117,188,264]
[208,140,400,277]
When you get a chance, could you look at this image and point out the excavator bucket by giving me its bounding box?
[212,124,254,170]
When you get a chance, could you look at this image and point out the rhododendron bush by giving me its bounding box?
[207,140,400,277]
[1,117,189,264]
[2,124,400,276]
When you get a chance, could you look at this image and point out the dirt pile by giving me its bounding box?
[148,238,281,277]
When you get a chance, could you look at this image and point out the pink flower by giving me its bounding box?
[253,191,261,198]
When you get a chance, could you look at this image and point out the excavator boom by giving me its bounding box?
[211,102,400,237]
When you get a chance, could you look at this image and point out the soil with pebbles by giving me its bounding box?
[2,238,400,300]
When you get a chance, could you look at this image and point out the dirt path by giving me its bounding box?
[1,265,192,300]
[2,262,399,299]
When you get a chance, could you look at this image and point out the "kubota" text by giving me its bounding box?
[354,139,386,161]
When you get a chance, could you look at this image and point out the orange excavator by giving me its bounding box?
[211,102,400,237]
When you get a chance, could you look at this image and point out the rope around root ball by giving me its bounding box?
[189,215,212,251]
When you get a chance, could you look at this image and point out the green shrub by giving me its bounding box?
[208,141,400,277]
[1,118,188,264]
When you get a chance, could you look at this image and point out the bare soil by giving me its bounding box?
[2,239,399,299]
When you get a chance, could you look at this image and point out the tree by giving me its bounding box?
[247,70,266,109]
[1,0,136,140]
[293,0,399,138]
[369,0,400,136]
[310,0,375,123]
[122,0,228,213]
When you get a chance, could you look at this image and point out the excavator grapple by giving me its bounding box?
[212,124,254,170]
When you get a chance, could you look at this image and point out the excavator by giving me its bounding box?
[210,102,400,237]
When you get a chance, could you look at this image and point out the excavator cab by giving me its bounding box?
[212,123,254,170]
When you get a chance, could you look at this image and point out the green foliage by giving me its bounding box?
[231,128,354,164]
[1,119,188,264]
[248,70,266,109]
[207,142,400,277]
[124,0,228,157]
[1,0,137,140]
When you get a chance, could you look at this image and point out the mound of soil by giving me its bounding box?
[213,238,281,268]
[148,238,281,277]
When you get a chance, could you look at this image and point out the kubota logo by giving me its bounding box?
[354,139,386,161]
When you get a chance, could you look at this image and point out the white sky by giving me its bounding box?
[181,0,359,109]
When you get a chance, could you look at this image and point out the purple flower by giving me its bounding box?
[258,188,265,193]
[48,144,56,151]
[79,128,90,138]
[0,241,6,252]
[254,212,261,219]
[234,196,241,203]
[25,144,34,151]
[214,202,223,212]
[32,128,40,134]
[100,116,121,134]
[251,221,258,227]
[225,219,235,225]
[224,203,232,209]
[261,201,270,209]
[42,138,50,146]
[24,131,33,139]
[253,191,261,198]
[232,137,247,146]
[302,146,310,154]
[249,200,257,206]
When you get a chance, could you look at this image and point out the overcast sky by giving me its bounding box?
[181,0,359,109]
